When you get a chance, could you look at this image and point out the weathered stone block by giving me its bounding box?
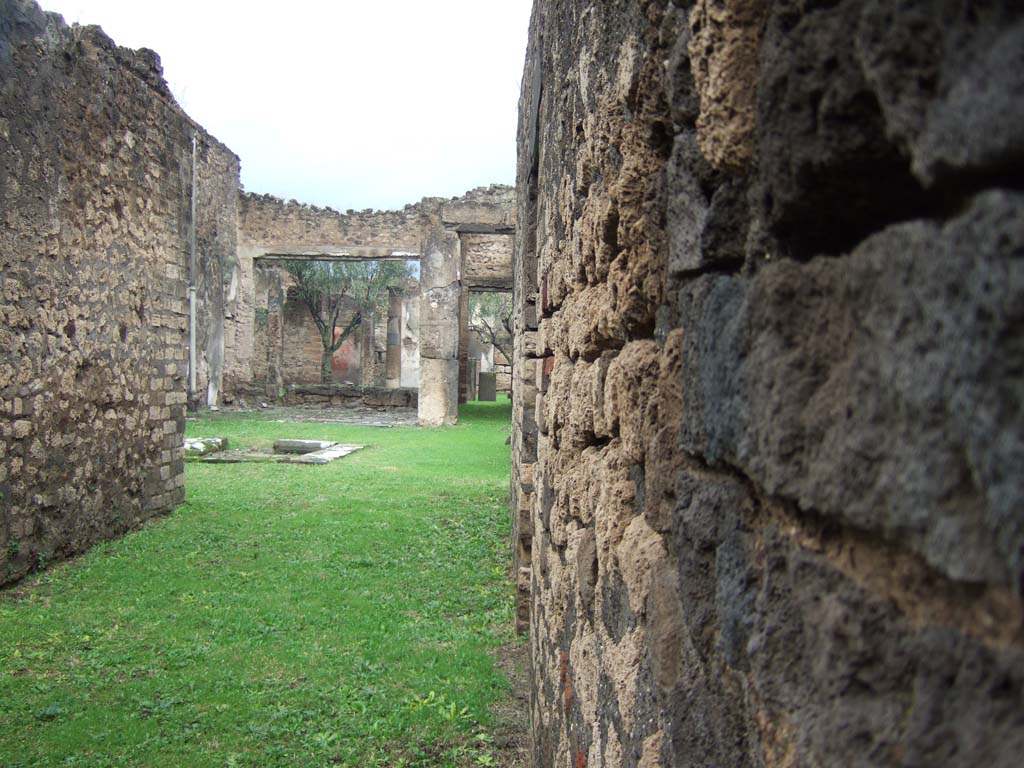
[272,439,336,454]
[418,357,458,427]
[478,371,497,402]
[680,191,1024,586]
[520,462,535,493]
[522,331,539,357]
[184,437,228,457]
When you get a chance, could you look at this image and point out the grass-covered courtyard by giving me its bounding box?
[0,402,522,767]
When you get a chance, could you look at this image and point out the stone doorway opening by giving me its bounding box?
[251,254,421,400]
[466,289,513,401]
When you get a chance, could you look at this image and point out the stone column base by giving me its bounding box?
[418,358,459,426]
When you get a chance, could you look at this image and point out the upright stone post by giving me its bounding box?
[418,228,461,426]
[458,278,470,404]
[385,287,402,389]
[265,268,285,401]
[360,309,376,386]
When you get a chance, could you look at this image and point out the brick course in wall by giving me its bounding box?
[512,1,1024,766]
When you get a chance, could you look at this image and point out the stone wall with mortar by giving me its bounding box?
[0,1,234,584]
[512,1,1024,766]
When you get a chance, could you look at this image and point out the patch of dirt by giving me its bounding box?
[191,403,419,427]
[490,640,531,767]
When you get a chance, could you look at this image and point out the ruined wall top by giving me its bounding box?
[1,0,237,160]
[441,185,516,231]
[238,185,515,253]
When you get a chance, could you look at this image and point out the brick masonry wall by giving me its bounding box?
[512,1,1024,766]
[0,2,234,584]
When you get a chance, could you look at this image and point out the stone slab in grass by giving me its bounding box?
[185,437,229,458]
[200,452,278,464]
[283,444,364,464]
[273,439,337,454]
[197,444,365,465]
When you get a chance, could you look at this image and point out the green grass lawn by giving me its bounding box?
[0,402,518,768]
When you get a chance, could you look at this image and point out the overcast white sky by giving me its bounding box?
[40,1,532,211]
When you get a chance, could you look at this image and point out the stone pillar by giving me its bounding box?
[418,228,461,426]
[458,275,470,404]
[265,268,285,400]
[385,288,402,388]
[360,310,376,387]
[467,358,479,401]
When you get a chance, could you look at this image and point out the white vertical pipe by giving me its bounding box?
[188,131,198,399]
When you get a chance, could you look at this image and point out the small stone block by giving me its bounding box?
[520,462,536,492]
[538,356,555,393]
[523,302,538,330]
[202,452,278,463]
[523,331,539,357]
[479,372,497,401]
[272,439,338,454]
[184,437,228,457]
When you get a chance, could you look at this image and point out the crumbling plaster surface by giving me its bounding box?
[511,1,1024,766]
[0,1,236,584]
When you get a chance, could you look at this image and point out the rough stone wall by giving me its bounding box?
[238,193,438,253]
[282,384,417,409]
[512,1,1024,766]
[462,234,514,290]
[0,2,230,584]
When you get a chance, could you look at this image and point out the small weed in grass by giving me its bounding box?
[0,402,521,767]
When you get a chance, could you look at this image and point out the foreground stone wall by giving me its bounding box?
[512,1,1024,765]
[0,2,233,584]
